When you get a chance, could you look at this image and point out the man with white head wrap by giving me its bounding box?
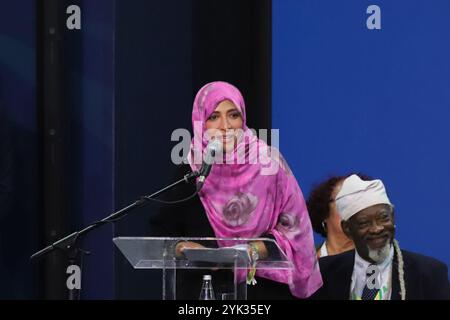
[311,175,450,300]
[336,175,394,266]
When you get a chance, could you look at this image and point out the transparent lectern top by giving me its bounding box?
[113,237,293,270]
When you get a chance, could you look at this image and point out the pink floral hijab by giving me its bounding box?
[188,81,322,298]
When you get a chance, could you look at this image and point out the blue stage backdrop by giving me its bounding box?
[0,0,39,299]
[63,0,116,299]
[272,0,450,269]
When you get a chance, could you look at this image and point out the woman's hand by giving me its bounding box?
[175,241,205,258]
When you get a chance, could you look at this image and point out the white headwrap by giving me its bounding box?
[335,174,392,221]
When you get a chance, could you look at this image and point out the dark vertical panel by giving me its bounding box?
[40,0,70,299]
[65,0,116,299]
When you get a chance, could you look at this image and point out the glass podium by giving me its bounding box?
[113,237,293,300]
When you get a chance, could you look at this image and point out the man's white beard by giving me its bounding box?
[367,242,391,264]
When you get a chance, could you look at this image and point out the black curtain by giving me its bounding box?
[191,0,271,130]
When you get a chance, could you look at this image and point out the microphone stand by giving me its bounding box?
[31,170,200,300]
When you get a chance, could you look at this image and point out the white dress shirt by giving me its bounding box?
[319,242,328,257]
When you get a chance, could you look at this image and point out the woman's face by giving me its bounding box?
[205,100,243,153]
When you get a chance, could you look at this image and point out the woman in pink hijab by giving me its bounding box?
[177,81,322,298]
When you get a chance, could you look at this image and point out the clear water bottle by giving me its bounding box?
[199,275,215,300]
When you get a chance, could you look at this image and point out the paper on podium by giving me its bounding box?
[183,245,250,264]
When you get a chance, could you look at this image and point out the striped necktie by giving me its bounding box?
[361,265,380,300]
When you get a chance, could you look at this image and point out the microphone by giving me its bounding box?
[197,139,222,189]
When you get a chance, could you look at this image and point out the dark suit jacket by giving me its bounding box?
[311,249,450,300]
